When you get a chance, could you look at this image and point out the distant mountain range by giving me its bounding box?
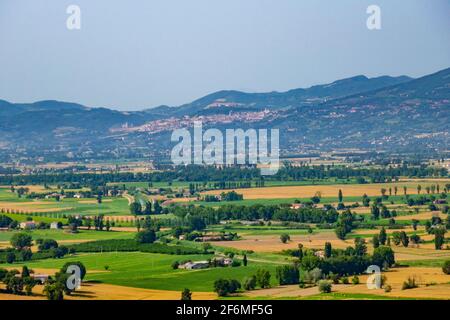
[0,68,449,162]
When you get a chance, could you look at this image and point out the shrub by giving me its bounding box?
[181,288,192,300]
[243,276,257,291]
[255,269,271,288]
[171,261,180,270]
[318,280,332,293]
[341,276,349,284]
[402,277,418,290]
[231,260,241,267]
[6,252,16,264]
[443,260,450,275]
[280,234,290,244]
[384,284,392,292]
[213,279,241,297]
[303,267,322,284]
[135,230,156,244]
[38,239,58,251]
[276,265,299,285]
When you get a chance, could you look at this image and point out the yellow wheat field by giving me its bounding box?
[203,180,450,200]
[0,282,215,300]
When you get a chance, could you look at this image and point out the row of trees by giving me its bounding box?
[2,164,447,186]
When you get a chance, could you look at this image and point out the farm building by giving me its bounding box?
[178,261,210,270]
[19,221,36,230]
[32,274,49,284]
[291,203,305,209]
[50,222,61,229]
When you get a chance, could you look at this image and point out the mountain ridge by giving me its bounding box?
[0,68,448,162]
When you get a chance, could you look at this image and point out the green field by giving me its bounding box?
[0,251,280,292]
[0,229,134,242]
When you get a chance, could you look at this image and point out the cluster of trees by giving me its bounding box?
[42,262,87,300]
[215,268,272,296]
[288,239,395,279]
[0,215,17,229]
[163,204,340,234]
[0,235,72,264]
[406,195,447,207]
[203,191,244,202]
[129,200,162,215]
[335,210,358,240]
[0,266,37,296]
[0,261,87,300]
[220,191,243,202]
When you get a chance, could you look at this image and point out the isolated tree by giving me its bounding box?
[143,201,152,215]
[243,254,248,267]
[434,227,446,250]
[394,186,398,196]
[412,219,419,231]
[338,189,343,203]
[417,185,422,194]
[10,233,32,250]
[400,231,409,248]
[280,234,290,244]
[403,186,407,195]
[181,288,192,300]
[153,201,162,215]
[362,194,370,207]
[354,237,367,256]
[372,235,380,249]
[324,242,332,258]
[371,205,380,220]
[379,227,387,245]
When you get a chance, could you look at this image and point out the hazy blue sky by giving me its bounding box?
[1,0,449,110]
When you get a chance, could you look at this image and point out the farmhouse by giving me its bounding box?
[212,257,233,267]
[178,261,210,270]
[314,250,325,259]
[50,222,61,229]
[19,221,36,230]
